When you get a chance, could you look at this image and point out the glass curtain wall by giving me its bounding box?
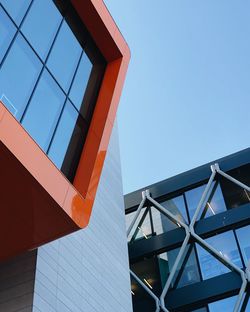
[126,164,250,311]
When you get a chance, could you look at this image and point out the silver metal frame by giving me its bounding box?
[128,164,250,312]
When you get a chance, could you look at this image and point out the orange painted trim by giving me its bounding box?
[0,0,130,254]
[72,0,130,227]
[0,102,85,225]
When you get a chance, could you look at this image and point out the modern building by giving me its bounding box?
[0,0,132,311]
[125,148,250,312]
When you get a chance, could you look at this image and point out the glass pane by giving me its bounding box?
[21,0,62,60]
[168,245,201,289]
[22,69,65,150]
[131,257,163,297]
[0,34,42,119]
[185,184,207,220]
[185,181,226,221]
[69,52,92,110]
[48,101,78,169]
[151,206,181,235]
[236,225,250,267]
[126,208,152,243]
[161,195,188,223]
[208,296,237,312]
[131,274,157,312]
[0,6,16,63]
[47,20,82,92]
[201,183,227,219]
[196,231,242,280]
[1,0,31,25]
[220,167,250,209]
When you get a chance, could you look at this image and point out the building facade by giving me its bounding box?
[125,148,250,312]
[0,0,132,311]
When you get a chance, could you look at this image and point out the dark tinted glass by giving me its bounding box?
[127,208,153,243]
[69,52,92,110]
[22,69,65,150]
[48,101,78,168]
[1,0,31,25]
[21,0,62,60]
[47,20,82,92]
[0,6,16,62]
[168,245,201,289]
[48,100,87,180]
[196,231,242,280]
[185,182,226,220]
[0,34,42,119]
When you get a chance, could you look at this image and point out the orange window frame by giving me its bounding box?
[0,0,130,261]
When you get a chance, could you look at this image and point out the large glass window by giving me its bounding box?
[0,34,42,119]
[21,0,62,60]
[0,0,31,25]
[196,231,242,280]
[22,69,65,150]
[69,52,92,110]
[150,195,187,235]
[168,244,201,289]
[236,225,250,267]
[220,165,250,210]
[0,6,16,63]
[47,20,82,92]
[48,100,86,180]
[185,181,227,221]
[0,0,105,182]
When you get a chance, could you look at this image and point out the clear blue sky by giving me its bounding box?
[104,0,250,194]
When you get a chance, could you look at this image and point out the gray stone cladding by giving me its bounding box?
[33,121,133,312]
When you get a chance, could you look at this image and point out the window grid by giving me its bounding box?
[0,0,98,180]
[127,165,250,311]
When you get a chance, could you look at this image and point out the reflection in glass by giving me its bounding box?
[21,0,62,60]
[22,69,65,150]
[48,100,86,180]
[208,296,238,312]
[0,34,42,119]
[201,182,227,219]
[126,208,152,243]
[168,245,201,289]
[196,231,242,280]
[131,272,159,312]
[220,167,250,209]
[236,225,250,267]
[185,181,226,221]
[69,52,92,110]
[185,184,207,220]
[1,0,31,25]
[47,20,82,92]
[0,7,16,63]
[151,207,178,235]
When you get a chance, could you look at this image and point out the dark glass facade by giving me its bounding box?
[0,0,105,181]
[125,151,250,311]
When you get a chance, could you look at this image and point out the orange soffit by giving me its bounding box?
[0,0,130,261]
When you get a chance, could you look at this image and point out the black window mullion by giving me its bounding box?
[20,18,64,123]
[46,50,84,154]
[0,0,34,69]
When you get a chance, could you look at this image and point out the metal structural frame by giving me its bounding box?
[127,163,250,312]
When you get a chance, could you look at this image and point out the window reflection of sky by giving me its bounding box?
[0,0,97,179]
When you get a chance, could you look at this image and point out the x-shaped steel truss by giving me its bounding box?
[127,163,250,312]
